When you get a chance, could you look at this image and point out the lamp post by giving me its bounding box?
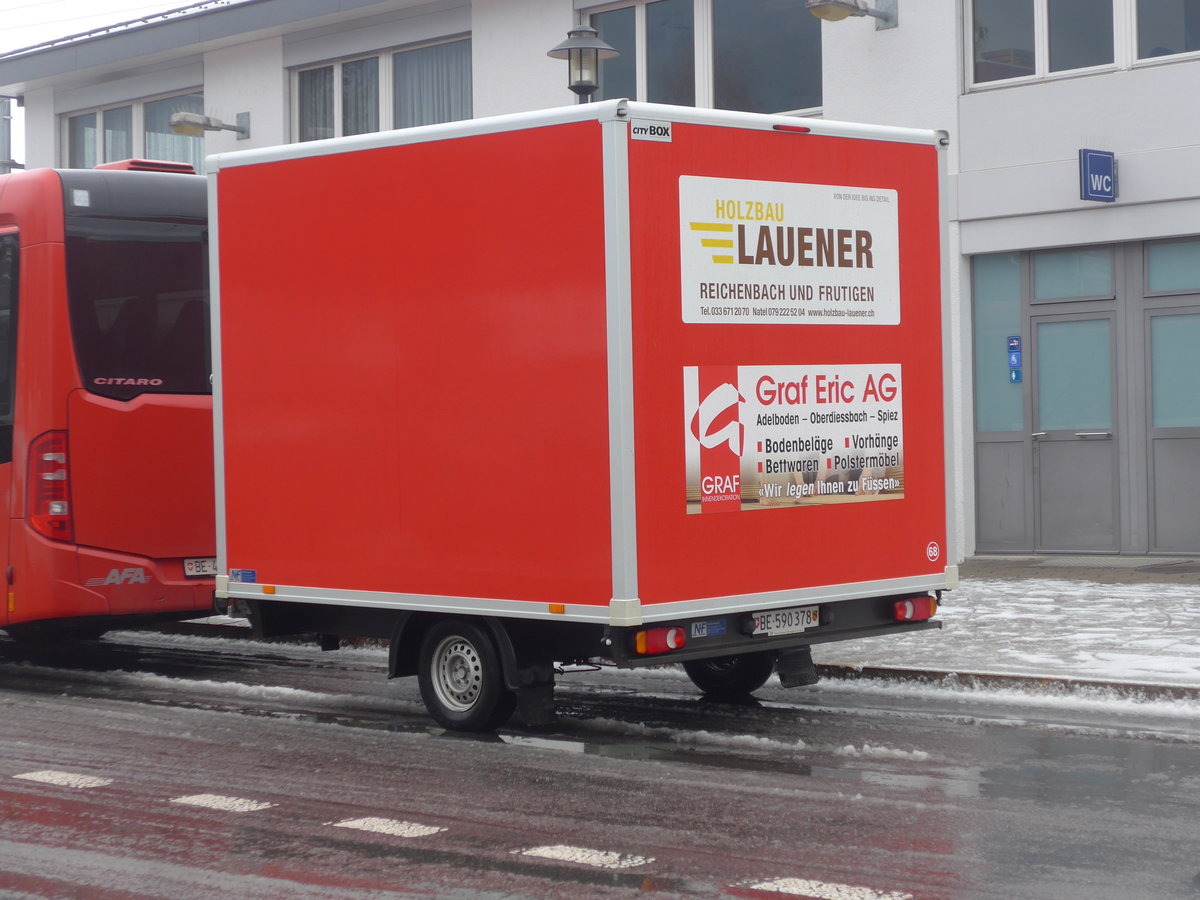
[547,26,619,102]
[806,0,898,29]
[168,110,251,139]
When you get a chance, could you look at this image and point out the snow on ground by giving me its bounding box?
[812,577,1200,689]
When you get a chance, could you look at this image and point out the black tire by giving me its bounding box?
[417,620,516,732]
[683,653,775,696]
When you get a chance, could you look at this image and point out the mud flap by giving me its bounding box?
[775,645,820,688]
[512,661,557,727]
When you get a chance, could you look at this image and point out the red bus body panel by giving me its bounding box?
[0,167,215,631]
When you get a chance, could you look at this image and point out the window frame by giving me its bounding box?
[967,0,1200,91]
[586,0,822,115]
[1144,237,1200,298]
[290,35,472,142]
[1134,0,1200,65]
[967,0,1124,89]
[62,89,204,170]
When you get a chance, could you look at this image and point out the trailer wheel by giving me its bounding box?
[683,653,775,696]
[418,620,516,732]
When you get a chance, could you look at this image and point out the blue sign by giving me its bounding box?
[1009,368,1022,384]
[1008,335,1021,352]
[1080,149,1117,203]
[1009,350,1022,368]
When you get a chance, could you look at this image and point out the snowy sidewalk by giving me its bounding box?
[813,556,1200,693]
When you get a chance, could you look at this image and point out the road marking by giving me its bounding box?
[170,793,275,813]
[14,770,114,790]
[744,878,912,900]
[330,817,446,838]
[515,845,653,869]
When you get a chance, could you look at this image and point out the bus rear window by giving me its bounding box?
[65,218,209,401]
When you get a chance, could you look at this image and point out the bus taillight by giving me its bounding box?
[29,431,74,542]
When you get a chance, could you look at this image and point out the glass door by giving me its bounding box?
[1031,314,1119,552]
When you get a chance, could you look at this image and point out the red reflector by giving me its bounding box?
[633,626,688,655]
[772,124,812,133]
[894,595,937,622]
[28,431,74,542]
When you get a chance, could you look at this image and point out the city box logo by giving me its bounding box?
[684,364,905,514]
[680,175,900,325]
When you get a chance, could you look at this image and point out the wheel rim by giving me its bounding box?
[430,635,483,713]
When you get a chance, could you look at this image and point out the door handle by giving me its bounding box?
[1074,431,1112,439]
[1032,432,1047,438]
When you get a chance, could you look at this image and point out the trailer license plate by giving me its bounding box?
[751,605,819,636]
[184,557,218,578]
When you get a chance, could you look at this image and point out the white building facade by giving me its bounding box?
[2,0,1198,559]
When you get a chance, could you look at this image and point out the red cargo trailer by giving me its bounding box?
[209,101,955,730]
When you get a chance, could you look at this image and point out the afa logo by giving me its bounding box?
[85,567,149,587]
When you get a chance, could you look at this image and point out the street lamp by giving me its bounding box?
[547,26,619,102]
[168,110,251,140]
[806,0,898,29]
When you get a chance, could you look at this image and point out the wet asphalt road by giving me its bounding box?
[1,631,1198,900]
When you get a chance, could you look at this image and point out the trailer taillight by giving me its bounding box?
[29,431,74,542]
[894,595,937,622]
[633,626,687,656]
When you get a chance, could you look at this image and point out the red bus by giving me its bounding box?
[0,160,215,640]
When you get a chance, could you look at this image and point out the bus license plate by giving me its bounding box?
[184,557,218,578]
[751,605,819,637]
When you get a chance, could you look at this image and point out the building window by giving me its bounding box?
[393,39,473,129]
[65,91,204,172]
[1146,238,1200,293]
[1138,0,1200,58]
[1048,0,1114,71]
[591,0,821,113]
[971,0,1113,84]
[970,0,1200,87]
[294,38,472,142]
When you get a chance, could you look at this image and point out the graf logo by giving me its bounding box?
[690,382,745,457]
[85,567,149,587]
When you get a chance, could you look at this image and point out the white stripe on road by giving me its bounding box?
[745,878,912,900]
[515,845,653,869]
[331,817,446,838]
[14,770,114,790]
[170,793,275,813]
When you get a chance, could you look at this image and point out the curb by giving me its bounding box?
[816,663,1200,701]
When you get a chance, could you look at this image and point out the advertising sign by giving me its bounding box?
[679,175,900,325]
[684,364,904,514]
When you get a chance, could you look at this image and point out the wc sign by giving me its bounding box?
[1079,149,1117,203]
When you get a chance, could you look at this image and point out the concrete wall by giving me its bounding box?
[203,37,287,154]
[958,56,1200,253]
[21,86,55,169]
[472,0,577,115]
